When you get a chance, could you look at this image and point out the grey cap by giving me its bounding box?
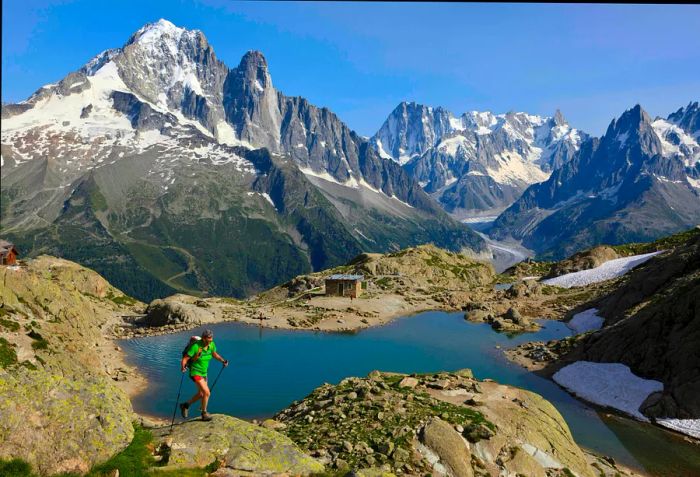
[202,329,214,338]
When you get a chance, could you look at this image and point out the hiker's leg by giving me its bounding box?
[186,377,204,405]
[199,378,211,412]
[186,390,202,405]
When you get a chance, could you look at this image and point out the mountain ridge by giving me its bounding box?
[1,19,484,302]
[490,103,700,259]
[371,100,586,218]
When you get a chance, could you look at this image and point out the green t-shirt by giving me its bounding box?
[187,340,217,377]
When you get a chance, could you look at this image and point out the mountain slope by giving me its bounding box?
[371,102,585,218]
[548,228,700,423]
[1,19,483,301]
[490,103,700,259]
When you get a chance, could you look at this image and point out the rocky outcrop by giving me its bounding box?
[548,230,700,420]
[505,279,543,298]
[351,244,495,290]
[274,370,598,477]
[143,295,206,327]
[464,302,537,333]
[0,369,134,475]
[152,414,324,475]
[544,246,619,278]
[0,256,141,475]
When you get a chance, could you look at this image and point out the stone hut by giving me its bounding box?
[325,274,363,298]
[0,240,18,266]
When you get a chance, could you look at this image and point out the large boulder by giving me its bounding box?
[283,275,323,297]
[418,417,474,477]
[544,246,619,278]
[144,297,202,327]
[0,367,134,475]
[505,279,542,298]
[153,414,324,474]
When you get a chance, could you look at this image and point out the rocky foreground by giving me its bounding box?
[273,370,634,477]
[0,256,322,475]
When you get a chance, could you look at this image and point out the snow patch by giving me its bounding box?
[542,251,662,288]
[567,308,604,334]
[553,361,663,420]
[261,193,275,208]
[438,135,473,156]
[448,115,464,131]
[486,151,550,186]
[374,139,395,161]
[354,228,374,243]
[656,419,700,439]
[461,215,498,224]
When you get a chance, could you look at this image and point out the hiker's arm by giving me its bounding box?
[180,355,190,372]
[213,351,228,367]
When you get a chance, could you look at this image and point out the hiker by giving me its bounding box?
[179,329,228,421]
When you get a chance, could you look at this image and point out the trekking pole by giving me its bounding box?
[209,363,226,393]
[169,371,186,434]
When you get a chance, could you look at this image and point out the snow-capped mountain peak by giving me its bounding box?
[371,102,586,217]
[653,102,700,167]
[127,18,198,47]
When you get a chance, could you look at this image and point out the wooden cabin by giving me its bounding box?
[0,240,18,266]
[325,274,364,298]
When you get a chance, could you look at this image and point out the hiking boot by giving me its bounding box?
[180,402,189,418]
[201,411,213,421]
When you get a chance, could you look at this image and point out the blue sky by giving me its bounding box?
[3,1,699,136]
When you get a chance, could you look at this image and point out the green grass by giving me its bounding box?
[0,426,213,477]
[30,339,49,351]
[374,277,392,289]
[0,317,20,332]
[106,291,138,306]
[124,242,190,285]
[87,424,210,477]
[0,337,18,368]
[422,252,484,280]
[611,227,699,256]
[0,458,35,477]
[26,330,49,351]
[88,187,108,212]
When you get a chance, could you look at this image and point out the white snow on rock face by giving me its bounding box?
[553,361,663,420]
[567,308,604,334]
[652,118,700,167]
[541,251,663,288]
[656,419,700,439]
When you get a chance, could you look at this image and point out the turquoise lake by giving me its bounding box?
[120,311,700,476]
